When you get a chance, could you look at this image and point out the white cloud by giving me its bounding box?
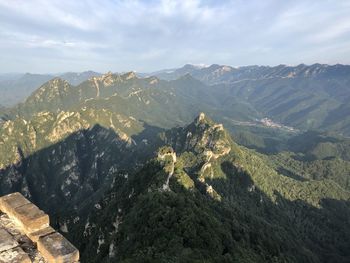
[0,0,349,72]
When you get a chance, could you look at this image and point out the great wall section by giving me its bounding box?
[0,192,79,263]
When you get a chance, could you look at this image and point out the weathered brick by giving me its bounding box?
[27,225,55,243]
[13,203,49,232]
[37,232,79,263]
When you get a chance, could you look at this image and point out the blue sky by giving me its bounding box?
[0,0,350,73]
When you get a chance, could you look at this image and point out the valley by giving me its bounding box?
[0,66,349,262]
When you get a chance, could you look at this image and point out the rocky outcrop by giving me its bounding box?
[158,148,177,191]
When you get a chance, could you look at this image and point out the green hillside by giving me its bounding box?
[0,71,349,263]
[154,63,350,136]
[62,114,350,263]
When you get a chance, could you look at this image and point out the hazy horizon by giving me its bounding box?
[2,61,350,76]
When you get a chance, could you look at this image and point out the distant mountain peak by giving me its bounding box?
[86,71,120,88]
[38,77,70,90]
[147,76,159,84]
[26,77,71,104]
[194,112,212,126]
[122,71,137,80]
[178,113,232,160]
[90,71,114,80]
[50,77,69,84]
[183,63,209,69]
[103,71,113,77]
[198,112,206,121]
[194,112,214,124]
[177,73,199,82]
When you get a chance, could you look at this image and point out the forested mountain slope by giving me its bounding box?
[0,71,349,262]
[153,63,350,136]
[62,114,350,262]
[0,71,100,106]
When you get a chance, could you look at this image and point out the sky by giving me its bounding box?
[0,0,350,73]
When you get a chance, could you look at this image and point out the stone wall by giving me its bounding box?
[0,192,79,263]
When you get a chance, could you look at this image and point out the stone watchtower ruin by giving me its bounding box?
[0,192,79,262]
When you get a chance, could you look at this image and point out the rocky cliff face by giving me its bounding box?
[0,105,152,214]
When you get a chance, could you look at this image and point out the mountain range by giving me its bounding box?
[2,63,350,136]
[0,71,101,106]
[0,64,349,262]
[151,63,350,136]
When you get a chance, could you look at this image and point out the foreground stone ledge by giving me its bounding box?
[0,192,30,217]
[0,192,80,262]
[37,232,80,263]
[0,192,49,233]
[0,246,31,263]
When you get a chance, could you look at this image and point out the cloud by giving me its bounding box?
[0,0,349,73]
